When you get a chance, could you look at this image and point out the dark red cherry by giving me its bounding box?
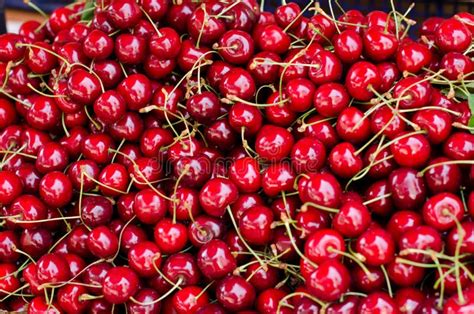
[115,33,146,64]
[26,96,61,131]
[396,41,432,74]
[262,163,295,197]
[443,132,474,160]
[67,68,102,105]
[128,241,161,277]
[336,107,371,144]
[358,292,397,314]
[197,239,236,279]
[82,133,114,164]
[308,50,343,85]
[304,229,345,264]
[387,259,425,287]
[388,168,426,210]
[218,30,254,65]
[134,188,168,224]
[229,157,261,193]
[220,68,256,101]
[393,76,432,109]
[80,195,114,228]
[329,142,363,178]
[26,42,57,74]
[36,253,70,284]
[228,102,263,136]
[87,226,119,259]
[247,52,280,85]
[425,157,461,193]
[257,24,290,55]
[333,201,371,238]
[107,0,142,29]
[314,82,350,118]
[390,133,431,168]
[306,14,336,44]
[422,192,464,231]
[83,29,114,60]
[398,225,443,263]
[386,210,422,242]
[255,125,294,161]
[239,205,274,246]
[186,91,221,125]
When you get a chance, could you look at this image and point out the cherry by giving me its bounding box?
[28,296,61,313]
[393,76,432,109]
[186,91,221,125]
[36,253,71,284]
[93,90,126,125]
[102,266,140,304]
[261,163,295,197]
[82,133,114,164]
[8,194,47,229]
[87,226,119,259]
[217,30,254,65]
[216,275,256,312]
[134,188,168,224]
[117,74,152,111]
[220,68,256,101]
[245,260,280,292]
[57,284,90,313]
[229,157,261,193]
[26,96,61,131]
[336,107,371,144]
[256,288,289,314]
[422,192,464,231]
[333,201,371,238]
[197,239,236,280]
[162,252,201,287]
[199,178,239,217]
[257,24,290,55]
[0,170,23,205]
[67,68,102,105]
[376,62,401,93]
[314,82,350,118]
[26,42,57,74]
[307,14,336,44]
[345,61,381,101]
[394,288,425,314]
[387,259,425,287]
[115,34,146,64]
[154,218,188,254]
[285,78,315,113]
[396,41,433,74]
[255,125,294,161]
[413,109,452,144]
[356,228,395,266]
[352,265,384,293]
[386,210,422,242]
[177,39,211,72]
[239,205,274,245]
[307,260,350,302]
[399,225,443,263]
[296,208,330,239]
[358,292,397,314]
[39,171,73,208]
[80,195,114,228]
[128,241,162,277]
[305,229,345,264]
[0,34,25,62]
[92,60,123,89]
[170,187,201,222]
[302,172,342,208]
[229,102,263,136]
[390,133,431,168]
[435,18,472,52]
[443,132,474,160]
[127,288,162,313]
[363,27,398,61]
[19,20,46,42]
[308,50,343,85]
[291,137,326,174]
[388,168,426,210]
[329,142,363,178]
[333,29,363,64]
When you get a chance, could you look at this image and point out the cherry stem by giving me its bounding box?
[283,0,314,33]
[362,193,392,206]
[380,264,393,298]
[226,206,266,268]
[418,160,474,177]
[327,246,374,280]
[301,201,339,214]
[130,277,184,306]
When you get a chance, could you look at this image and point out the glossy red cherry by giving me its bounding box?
[358,292,397,314]
[239,205,274,246]
[440,51,473,80]
[336,107,371,144]
[220,68,256,101]
[115,33,146,64]
[314,82,350,118]
[363,27,398,61]
[261,163,295,197]
[39,171,73,208]
[388,168,426,210]
[154,219,188,254]
[387,259,426,287]
[36,253,71,284]
[393,76,432,109]
[396,41,432,74]
[134,188,168,224]
[257,24,290,55]
[376,62,400,93]
[285,78,315,113]
[26,42,57,74]
[386,210,422,242]
[356,228,395,266]
[308,50,343,85]
[83,29,114,60]
[186,91,221,125]
[302,172,343,208]
[435,18,472,52]
[291,137,326,174]
[305,229,345,264]
[199,178,239,217]
[93,90,126,125]
[216,275,256,312]
[197,239,236,279]
[333,201,371,238]
[67,68,102,105]
[422,192,464,231]
[107,0,142,29]
[87,226,119,259]
[398,225,443,263]
[255,125,294,161]
[0,170,23,205]
[307,260,350,302]
[128,241,161,277]
[102,266,140,304]
[345,61,381,101]
[390,133,431,168]
[333,29,363,63]
[329,142,363,178]
[229,157,261,193]
[172,286,210,314]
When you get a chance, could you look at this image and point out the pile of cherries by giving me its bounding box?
[0,0,473,312]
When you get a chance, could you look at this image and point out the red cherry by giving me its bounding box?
[304,229,345,264]
[387,259,426,287]
[352,265,384,293]
[435,18,472,52]
[313,82,350,118]
[388,168,426,210]
[345,61,381,101]
[36,253,71,284]
[440,51,473,80]
[386,210,422,242]
[356,228,395,266]
[329,142,363,178]
[422,192,464,231]
[333,201,371,238]
[197,239,236,279]
[399,225,443,263]
[173,286,210,314]
[393,76,432,109]
[261,163,295,197]
[0,170,23,205]
[220,68,256,101]
[308,50,343,85]
[87,226,119,259]
[102,266,140,304]
[239,205,274,246]
[376,62,400,93]
[307,260,350,302]
[128,241,161,277]
[363,27,398,61]
[390,133,431,168]
[67,69,102,105]
[216,275,256,312]
[306,14,336,44]
[154,219,188,254]
[134,188,168,224]
[303,172,342,208]
[358,292,397,314]
[199,178,239,217]
[396,41,432,74]
[257,24,290,55]
[39,171,73,208]
[336,107,371,144]
[229,157,262,193]
[333,29,363,63]
[255,125,294,161]
[291,137,326,174]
